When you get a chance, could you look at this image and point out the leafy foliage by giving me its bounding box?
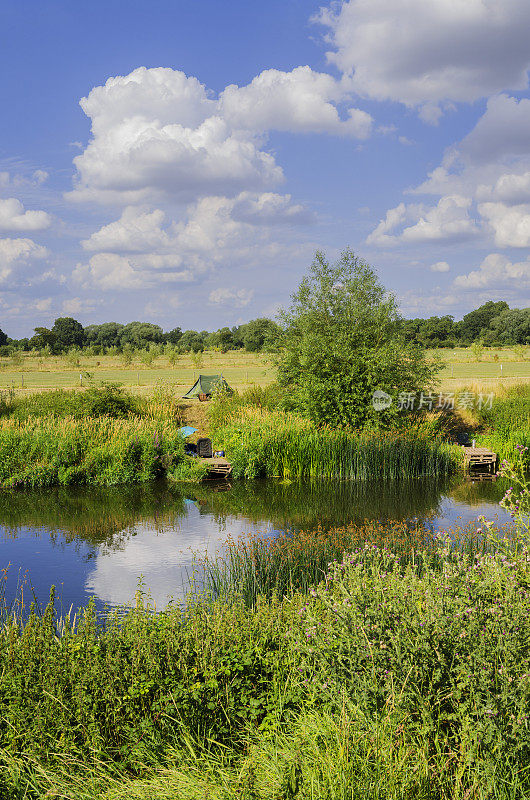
[0,416,184,487]
[274,249,440,428]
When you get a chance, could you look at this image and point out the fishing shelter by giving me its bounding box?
[181,374,232,401]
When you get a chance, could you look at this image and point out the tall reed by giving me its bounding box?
[215,407,460,480]
[0,416,185,488]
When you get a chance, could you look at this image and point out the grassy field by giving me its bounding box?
[0,347,529,395]
[0,351,274,393]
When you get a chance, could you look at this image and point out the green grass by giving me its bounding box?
[0,348,528,394]
[2,523,530,799]
[0,350,275,393]
[474,384,530,460]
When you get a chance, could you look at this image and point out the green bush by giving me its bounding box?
[0,592,301,778]
[8,385,140,421]
[3,526,530,798]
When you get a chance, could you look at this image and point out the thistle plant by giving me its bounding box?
[498,445,530,538]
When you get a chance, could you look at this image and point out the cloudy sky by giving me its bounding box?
[2,0,530,337]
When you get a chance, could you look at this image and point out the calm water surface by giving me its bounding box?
[0,476,513,613]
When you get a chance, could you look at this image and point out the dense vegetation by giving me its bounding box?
[212,406,458,481]
[274,249,439,428]
[0,316,281,356]
[0,384,194,488]
[1,509,530,799]
[475,384,530,458]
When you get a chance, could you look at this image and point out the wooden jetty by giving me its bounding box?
[200,456,233,479]
[461,446,497,474]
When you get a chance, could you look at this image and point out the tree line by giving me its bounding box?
[0,317,280,356]
[402,301,530,347]
[0,299,529,358]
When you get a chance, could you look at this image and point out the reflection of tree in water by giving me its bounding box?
[0,484,187,550]
[0,476,509,556]
[186,476,458,531]
[449,477,508,508]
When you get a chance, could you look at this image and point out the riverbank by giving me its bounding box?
[0,383,465,488]
[1,518,529,799]
[0,380,528,489]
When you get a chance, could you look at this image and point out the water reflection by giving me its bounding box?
[0,476,513,612]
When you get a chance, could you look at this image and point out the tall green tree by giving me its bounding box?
[52,317,85,351]
[457,301,509,343]
[0,328,7,347]
[275,249,440,429]
[243,318,281,352]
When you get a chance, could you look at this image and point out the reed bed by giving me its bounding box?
[203,518,511,607]
[215,407,460,480]
[0,416,185,488]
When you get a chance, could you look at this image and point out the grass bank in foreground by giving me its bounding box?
[213,406,460,480]
[1,520,529,799]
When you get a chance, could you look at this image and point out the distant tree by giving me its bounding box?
[0,328,7,347]
[419,316,455,347]
[178,330,205,353]
[217,327,234,352]
[457,301,509,343]
[84,322,124,348]
[119,322,164,348]
[30,327,57,351]
[52,317,85,351]
[243,318,281,352]
[275,249,440,429]
[231,325,245,348]
[165,327,182,345]
[487,308,530,345]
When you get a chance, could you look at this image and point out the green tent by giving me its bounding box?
[181,374,232,400]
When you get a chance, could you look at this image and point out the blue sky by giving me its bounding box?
[1,0,530,337]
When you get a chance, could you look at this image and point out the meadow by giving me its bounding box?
[0,346,529,395]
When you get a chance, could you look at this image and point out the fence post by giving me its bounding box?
[79,373,83,386]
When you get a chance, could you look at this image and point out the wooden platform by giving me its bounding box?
[461,446,497,473]
[199,456,232,478]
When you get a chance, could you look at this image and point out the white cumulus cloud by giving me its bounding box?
[69,65,371,205]
[208,287,254,307]
[367,196,479,245]
[316,0,530,118]
[78,191,314,290]
[478,202,530,248]
[0,198,51,232]
[430,261,450,273]
[454,253,530,290]
[219,66,372,137]
[0,237,48,283]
